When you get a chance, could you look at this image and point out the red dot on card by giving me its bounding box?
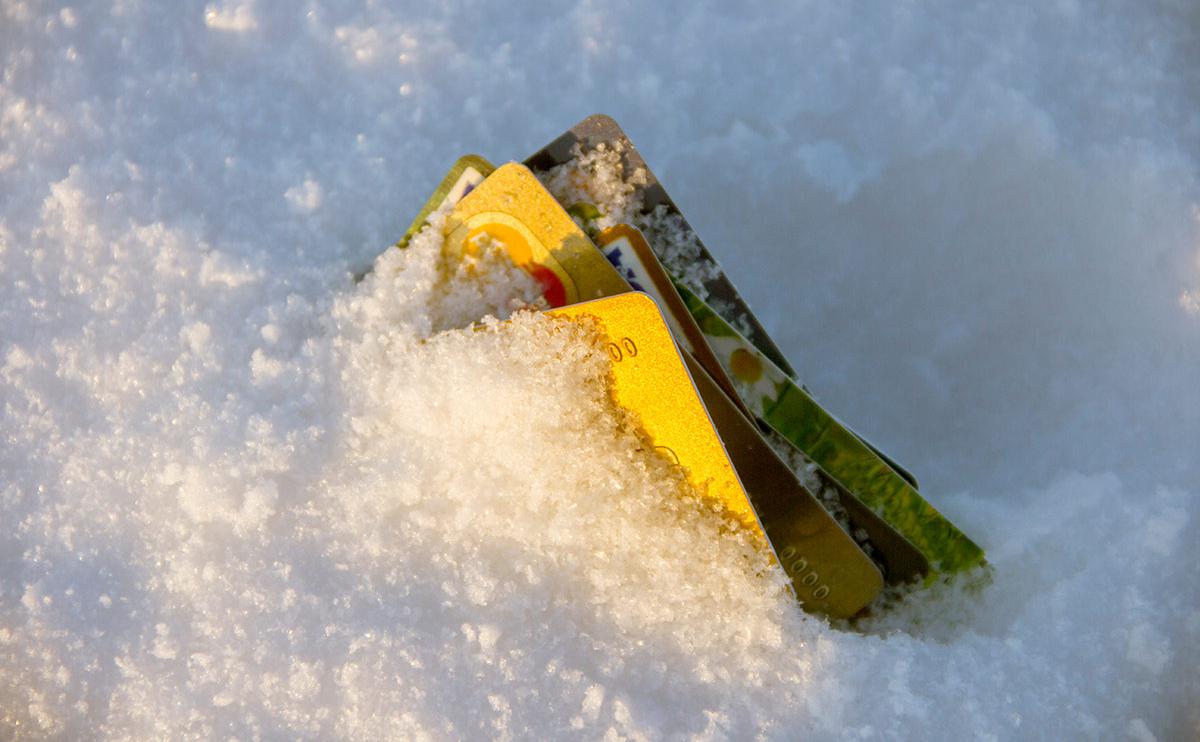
[529,264,566,307]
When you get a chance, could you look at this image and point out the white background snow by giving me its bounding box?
[2,0,1198,739]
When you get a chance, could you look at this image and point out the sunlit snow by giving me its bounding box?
[1,1,1198,739]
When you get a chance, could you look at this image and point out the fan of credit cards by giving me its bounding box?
[396,115,986,620]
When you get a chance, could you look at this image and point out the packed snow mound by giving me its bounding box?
[2,1,1198,740]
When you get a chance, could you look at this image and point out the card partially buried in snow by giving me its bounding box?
[393,115,987,621]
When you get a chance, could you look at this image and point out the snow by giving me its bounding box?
[1,1,1198,740]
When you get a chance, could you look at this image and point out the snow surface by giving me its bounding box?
[2,1,1199,739]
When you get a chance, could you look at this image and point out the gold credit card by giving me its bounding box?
[444,163,628,306]
[683,351,884,614]
[549,293,883,618]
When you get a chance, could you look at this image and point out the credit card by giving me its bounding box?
[549,293,883,617]
[597,224,930,584]
[397,154,495,248]
[524,115,922,491]
[443,163,628,306]
[675,280,984,577]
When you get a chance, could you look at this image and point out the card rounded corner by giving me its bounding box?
[456,153,495,171]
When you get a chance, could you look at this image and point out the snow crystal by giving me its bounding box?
[204,2,258,33]
[2,1,1198,740]
[1181,289,1200,316]
[285,178,325,213]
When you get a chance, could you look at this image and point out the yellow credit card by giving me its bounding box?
[549,293,883,618]
[444,163,629,306]
[550,292,756,529]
